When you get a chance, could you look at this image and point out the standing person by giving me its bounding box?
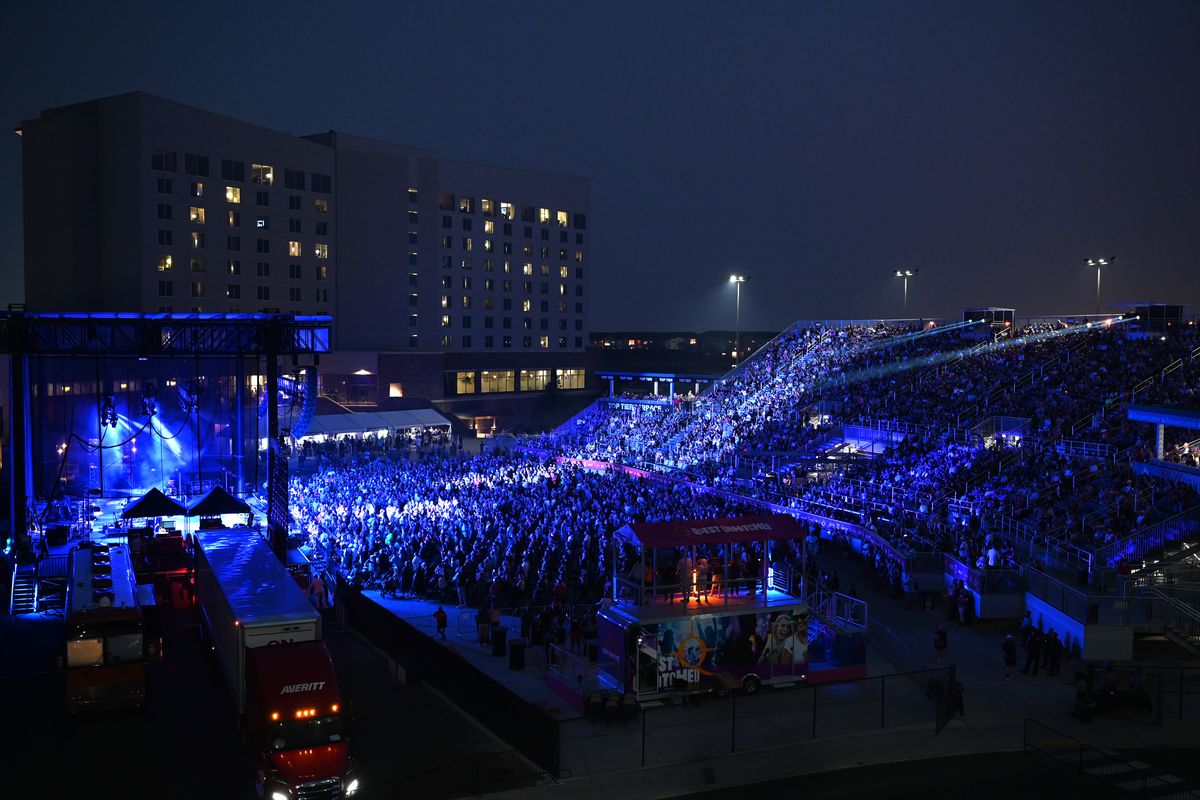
[433,605,448,641]
[675,551,693,604]
[1022,629,1043,675]
[1019,611,1034,646]
[309,572,327,609]
[934,624,948,664]
[696,557,711,605]
[1002,634,1017,679]
[1046,630,1063,677]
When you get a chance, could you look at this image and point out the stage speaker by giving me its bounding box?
[47,525,70,546]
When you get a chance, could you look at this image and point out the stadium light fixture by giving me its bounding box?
[1085,257,1116,314]
[893,269,918,313]
[729,275,748,363]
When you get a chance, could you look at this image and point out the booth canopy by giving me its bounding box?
[121,487,187,519]
[187,485,252,517]
[616,514,806,549]
[301,408,452,438]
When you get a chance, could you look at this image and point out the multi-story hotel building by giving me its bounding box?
[20,93,595,432]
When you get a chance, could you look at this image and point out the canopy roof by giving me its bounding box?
[121,487,187,519]
[301,408,452,438]
[187,485,252,517]
[616,514,806,549]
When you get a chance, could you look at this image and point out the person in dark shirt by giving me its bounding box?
[1002,634,1017,679]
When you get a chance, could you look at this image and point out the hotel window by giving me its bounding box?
[389,382,405,398]
[455,371,476,394]
[228,211,240,227]
[157,255,173,272]
[461,277,472,290]
[257,286,270,300]
[539,336,550,349]
[503,317,512,328]
[409,334,419,348]
[560,265,569,279]
[442,216,452,230]
[503,335,512,348]
[558,369,585,390]
[539,247,550,260]
[257,216,270,230]
[521,369,552,391]
[408,273,419,287]
[522,299,532,312]
[441,335,452,348]
[408,210,419,224]
[500,202,515,220]
[158,230,173,245]
[441,315,451,328]
[503,243,513,255]
[441,235,452,249]
[503,280,513,292]
[576,233,585,245]
[503,223,513,236]
[226,235,241,251]
[522,245,533,257]
[556,210,568,227]
[441,276,453,289]
[288,241,301,257]
[458,196,474,213]
[289,219,301,233]
[316,288,329,303]
[438,193,455,211]
[558,301,567,313]
[483,219,494,234]
[408,231,419,245]
[156,178,172,194]
[483,239,493,252]
[314,198,329,213]
[256,238,269,254]
[191,181,205,198]
[483,297,494,310]
[484,335,494,348]
[289,195,301,210]
[462,316,472,328]
[523,336,532,348]
[573,213,587,229]
[462,238,473,251]
[256,262,270,277]
[576,285,584,296]
[484,278,494,291]
[158,281,173,296]
[538,208,551,224]
[311,173,331,193]
[462,218,473,231]
[462,296,472,309]
[221,159,245,181]
[289,287,302,302]
[503,261,512,274]
[151,150,177,172]
[441,256,452,268]
[541,229,549,241]
[481,198,495,216]
[557,336,568,349]
[409,314,418,327]
[318,265,329,280]
[289,264,302,279]
[559,283,567,296]
[251,164,274,185]
[157,203,173,220]
[575,302,583,313]
[408,252,419,266]
[256,191,269,206]
[228,260,241,276]
[540,300,549,312]
[191,232,205,249]
[189,207,206,224]
[540,263,550,276]
[185,153,209,177]
[480,370,515,393]
[226,284,241,299]
[440,295,449,309]
[409,293,419,307]
[189,257,204,273]
[522,263,533,276]
[315,221,328,236]
[314,243,329,259]
[575,337,583,348]
[523,318,532,330]
[460,258,472,270]
[191,281,204,298]
[408,188,419,204]
[284,169,305,190]
[575,266,584,279]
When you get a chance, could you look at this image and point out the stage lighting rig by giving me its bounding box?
[100,396,118,429]
[141,384,158,418]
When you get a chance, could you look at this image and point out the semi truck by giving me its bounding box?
[194,529,359,800]
[65,542,152,710]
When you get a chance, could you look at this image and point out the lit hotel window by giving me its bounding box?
[251,163,274,185]
[484,220,494,234]
[481,199,495,216]
[314,198,329,214]
[190,257,204,273]
[189,207,206,224]
[228,211,240,226]
[560,266,569,279]
[191,182,205,198]
[456,371,476,394]
[288,241,301,257]
[523,263,533,276]
[539,336,549,349]
[558,369,585,390]
[538,208,551,224]
[556,210,568,227]
[191,232,205,249]
[157,255,173,272]
[225,186,241,203]
[314,243,329,259]
[500,202,515,220]
[522,299,531,312]
[440,295,449,309]
[441,315,451,328]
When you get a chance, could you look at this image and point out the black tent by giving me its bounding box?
[121,487,187,519]
[186,485,252,517]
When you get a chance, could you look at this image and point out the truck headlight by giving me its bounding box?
[272,793,288,800]
[345,778,359,796]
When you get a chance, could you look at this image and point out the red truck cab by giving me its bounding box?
[247,642,358,799]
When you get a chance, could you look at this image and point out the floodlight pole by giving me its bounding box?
[729,275,748,363]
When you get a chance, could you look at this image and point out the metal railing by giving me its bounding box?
[1094,504,1200,568]
[1056,439,1115,460]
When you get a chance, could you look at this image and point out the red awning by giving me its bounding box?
[616,514,806,549]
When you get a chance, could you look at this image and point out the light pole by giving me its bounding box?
[729,274,748,362]
[893,269,918,315]
[1086,257,1115,314]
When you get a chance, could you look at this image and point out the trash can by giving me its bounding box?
[508,638,526,670]
[492,626,509,657]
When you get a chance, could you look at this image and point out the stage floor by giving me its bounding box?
[361,591,586,721]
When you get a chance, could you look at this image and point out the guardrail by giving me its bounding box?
[943,553,1023,595]
[1094,504,1200,568]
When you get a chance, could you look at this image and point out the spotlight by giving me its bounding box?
[141,383,158,418]
[101,396,118,429]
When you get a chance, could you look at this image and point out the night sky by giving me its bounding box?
[4,1,1199,331]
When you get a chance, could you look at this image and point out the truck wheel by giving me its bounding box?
[742,675,762,694]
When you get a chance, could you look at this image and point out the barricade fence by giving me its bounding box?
[558,666,953,778]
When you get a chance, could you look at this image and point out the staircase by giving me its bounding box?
[9,568,37,615]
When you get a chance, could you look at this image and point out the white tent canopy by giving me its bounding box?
[299,408,452,440]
